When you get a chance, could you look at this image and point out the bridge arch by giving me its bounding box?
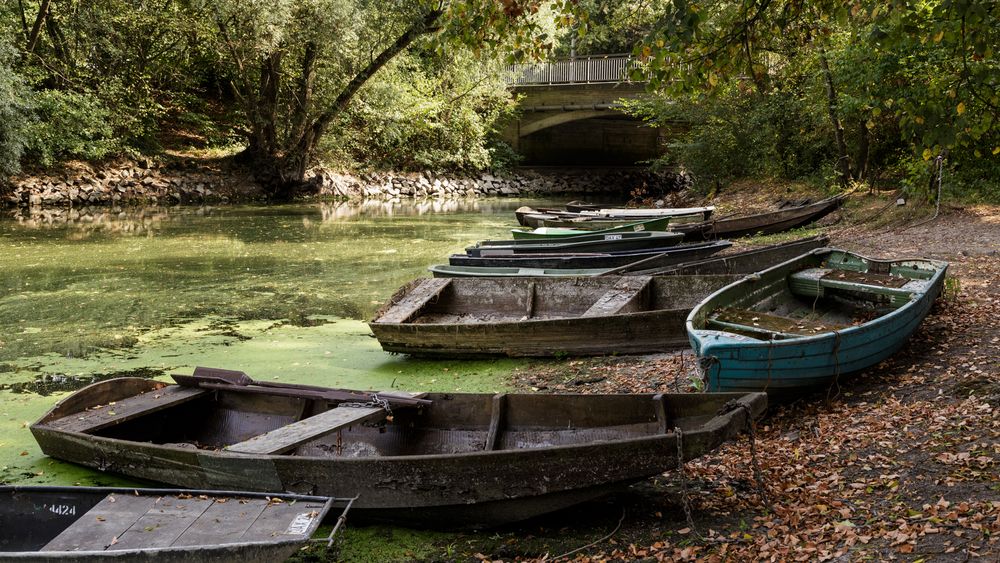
[502,55,667,166]
[517,109,615,137]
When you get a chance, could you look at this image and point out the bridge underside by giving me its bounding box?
[503,83,664,166]
[514,113,662,166]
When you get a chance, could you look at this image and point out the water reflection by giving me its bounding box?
[0,367,168,395]
[3,198,525,237]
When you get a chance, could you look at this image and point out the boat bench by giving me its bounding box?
[226,406,387,455]
[789,268,919,307]
[46,386,210,434]
[226,392,424,455]
[40,492,324,552]
[580,276,651,317]
[708,307,847,339]
[377,278,451,323]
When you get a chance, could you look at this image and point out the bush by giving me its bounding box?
[629,83,832,192]
[320,50,517,172]
[0,42,33,178]
[25,90,121,166]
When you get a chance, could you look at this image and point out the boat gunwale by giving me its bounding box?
[32,379,765,464]
[370,274,740,327]
[685,247,949,351]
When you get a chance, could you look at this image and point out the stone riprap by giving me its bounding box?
[4,159,687,208]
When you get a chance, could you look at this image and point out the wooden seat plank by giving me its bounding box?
[227,406,385,455]
[171,498,271,547]
[41,494,158,552]
[378,278,451,323]
[239,499,329,543]
[108,496,214,550]
[581,276,651,318]
[790,268,918,296]
[47,386,209,434]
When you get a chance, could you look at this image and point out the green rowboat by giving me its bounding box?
[511,216,674,239]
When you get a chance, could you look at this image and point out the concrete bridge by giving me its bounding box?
[502,55,666,166]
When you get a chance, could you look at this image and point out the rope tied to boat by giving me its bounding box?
[697,355,719,390]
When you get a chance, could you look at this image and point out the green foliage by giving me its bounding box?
[623,0,998,199]
[627,84,831,190]
[321,50,517,172]
[24,90,119,166]
[0,41,32,178]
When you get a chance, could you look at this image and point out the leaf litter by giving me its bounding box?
[488,202,1000,562]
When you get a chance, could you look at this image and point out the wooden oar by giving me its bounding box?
[172,366,432,408]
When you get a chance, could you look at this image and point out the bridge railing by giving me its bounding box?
[505,54,641,86]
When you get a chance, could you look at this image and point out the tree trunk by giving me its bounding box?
[854,119,870,181]
[17,0,29,41]
[280,9,444,188]
[26,0,51,54]
[818,49,852,186]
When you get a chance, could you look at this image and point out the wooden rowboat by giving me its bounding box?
[370,275,738,357]
[686,249,947,396]
[31,373,764,529]
[632,235,830,276]
[511,216,674,239]
[516,207,711,228]
[431,236,826,278]
[708,195,844,239]
[448,240,731,269]
[468,231,684,256]
[1,485,343,561]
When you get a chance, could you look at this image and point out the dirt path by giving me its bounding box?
[451,198,1000,562]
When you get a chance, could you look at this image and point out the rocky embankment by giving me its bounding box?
[3,158,686,208]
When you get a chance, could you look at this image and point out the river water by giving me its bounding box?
[0,198,552,485]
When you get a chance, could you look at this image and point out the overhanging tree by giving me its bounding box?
[205,0,579,198]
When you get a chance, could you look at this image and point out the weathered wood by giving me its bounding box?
[710,307,848,338]
[370,275,738,357]
[108,496,215,550]
[46,386,208,434]
[377,278,451,323]
[525,282,536,319]
[227,406,386,455]
[32,377,769,529]
[484,394,506,451]
[652,394,668,435]
[41,493,158,551]
[580,276,650,317]
[240,499,328,542]
[171,498,270,547]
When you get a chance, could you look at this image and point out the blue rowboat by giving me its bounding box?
[686,248,948,396]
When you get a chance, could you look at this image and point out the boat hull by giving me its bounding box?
[709,196,844,239]
[469,231,684,255]
[31,379,766,529]
[0,486,335,562]
[687,248,947,396]
[371,275,737,357]
[447,240,730,269]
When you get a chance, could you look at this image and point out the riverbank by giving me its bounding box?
[323,195,1000,562]
[2,157,687,208]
